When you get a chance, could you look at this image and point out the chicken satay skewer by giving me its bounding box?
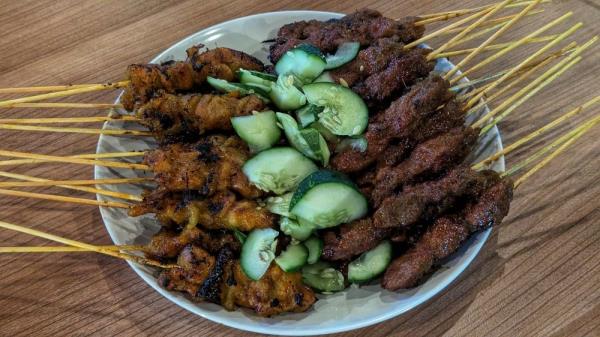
[0,116,139,124]
[0,124,151,136]
[0,151,144,166]
[0,189,131,208]
[0,220,174,268]
[0,177,151,188]
[0,245,144,253]
[0,149,150,170]
[7,103,122,109]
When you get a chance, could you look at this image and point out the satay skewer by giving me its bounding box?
[0,177,151,188]
[0,245,144,253]
[0,151,144,166]
[416,0,549,21]
[435,34,556,59]
[8,103,122,109]
[0,189,131,208]
[440,9,544,37]
[0,116,139,124]
[0,124,151,136]
[0,149,150,170]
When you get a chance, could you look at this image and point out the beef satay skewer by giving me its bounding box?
[416,0,549,21]
[0,177,150,188]
[435,34,556,59]
[0,220,174,268]
[439,10,545,38]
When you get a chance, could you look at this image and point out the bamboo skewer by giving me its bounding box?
[435,34,556,59]
[444,0,543,80]
[0,189,131,208]
[0,151,145,167]
[0,220,173,268]
[450,12,573,84]
[0,81,129,108]
[0,84,105,94]
[416,0,549,20]
[472,95,600,170]
[8,103,123,109]
[428,0,515,59]
[479,56,582,135]
[446,21,510,50]
[0,124,151,136]
[441,10,544,37]
[0,245,144,253]
[472,37,596,128]
[0,177,151,188]
[464,25,586,110]
[0,116,139,124]
[0,149,150,170]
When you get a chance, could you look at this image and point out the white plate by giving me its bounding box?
[95,11,504,336]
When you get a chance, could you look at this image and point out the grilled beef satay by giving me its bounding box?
[331,75,453,173]
[136,93,266,143]
[269,9,424,62]
[143,135,262,198]
[121,45,264,111]
[321,218,392,261]
[382,175,514,290]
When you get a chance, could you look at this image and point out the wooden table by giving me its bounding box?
[0,1,598,336]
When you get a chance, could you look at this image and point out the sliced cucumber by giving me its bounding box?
[238,68,277,88]
[348,241,392,284]
[265,192,294,218]
[324,42,360,70]
[275,243,309,272]
[302,82,368,136]
[313,71,334,83]
[206,77,270,102]
[270,74,306,111]
[310,122,340,144]
[279,216,314,241]
[231,111,281,152]
[335,135,368,153]
[240,228,279,280]
[275,44,327,83]
[304,236,323,264]
[296,104,322,128]
[302,261,345,293]
[290,170,367,228]
[242,147,318,194]
[276,112,329,165]
[233,229,247,244]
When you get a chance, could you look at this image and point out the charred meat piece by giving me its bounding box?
[136,93,266,144]
[144,227,241,260]
[269,9,424,62]
[373,165,501,229]
[382,176,513,290]
[130,190,275,231]
[371,127,479,206]
[331,75,453,173]
[330,39,434,106]
[322,218,392,261]
[121,46,264,111]
[221,263,317,316]
[143,135,261,198]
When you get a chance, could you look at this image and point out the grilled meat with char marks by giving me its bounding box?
[269,9,424,62]
[130,190,275,231]
[121,45,264,111]
[144,227,241,260]
[143,135,261,198]
[136,93,266,144]
[382,176,513,290]
[322,219,392,261]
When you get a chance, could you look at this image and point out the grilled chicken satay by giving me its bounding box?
[121,45,264,111]
[382,175,514,290]
[144,226,241,260]
[269,9,424,63]
[129,190,275,231]
[331,75,454,173]
[136,93,266,144]
[143,135,262,198]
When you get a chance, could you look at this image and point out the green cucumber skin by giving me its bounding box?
[275,44,327,83]
[304,236,323,264]
[240,228,279,281]
[347,240,392,284]
[231,111,281,152]
[324,42,360,70]
[289,170,358,210]
[302,82,368,136]
[242,147,318,195]
[275,243,309,272]
[207,76,270,102]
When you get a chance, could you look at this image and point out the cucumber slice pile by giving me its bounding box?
[302,261,345,293]
[231,111,281,152]
[324,42,360,70]
[279,216,314,241]
[290,170,368,228]
[276,112,330,166]
[206,76,270,102]
[275,243,309,272]
[348,241,392,284]
[296,104,322,128]
[265,192,294,218]
[304,236,323,264]
[302,82,368,136]
[242,147,317,194]
[238,68,277,92]
[270,74,307,111]
[275,44,327,83]
[240,228,279,280]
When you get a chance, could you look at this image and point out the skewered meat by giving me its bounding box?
[269,9,424,62]
[136,93,266,144]
[129,190,275,231]
[371,126,479,206]
[143,135,262,198]
[331,75,453,173]
[144,227,241,260]
[382,176,514,290]
[121,46,264,111]
[330,38,434,106]
[373,165,501,229]
[321,219,392,261]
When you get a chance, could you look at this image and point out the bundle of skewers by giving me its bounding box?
[0,0,598,317]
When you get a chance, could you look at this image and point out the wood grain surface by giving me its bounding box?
[0,1,598,336]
